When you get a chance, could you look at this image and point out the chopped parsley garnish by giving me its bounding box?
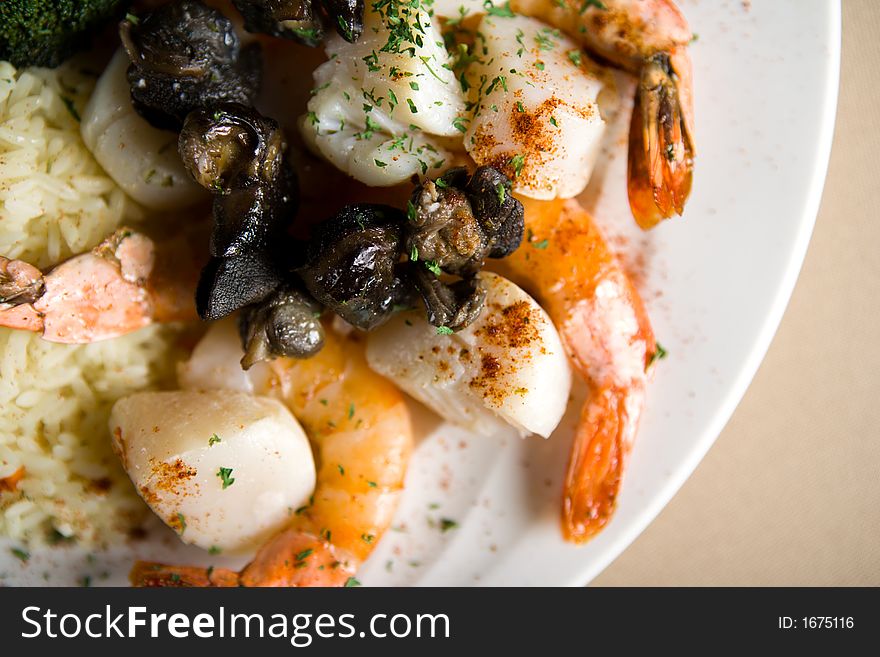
[647,342,669,368]
[534,60,545,71]
[295,548,314,562]
[532,238,550,249]
[336,15,355,42]
[293,27,321,41]
[10,547,29,563]
[407,98,418,113]
[368,481,378,488]
[209,546,222,555]
[484,1,515,17]
[348,403,355,419]
[361,533,375,543]
[125,12,140,24]
[177,512,187,534]
[374,159,388,168]
[690,33,700,44]
[344,577,361,587]
[509,154,525,177]
[307,111,319,126]
[549,116,559,127]
[208,433,221,446]
[452,116,469,133]
[436,326,454,335]
[567,49,583,67]
[516,101,525,113]
[495,183,506,204]
[60,96,80,122]
[486,75,508,94]
[665,143,676,160]
[580,0,607,12]
[407,200,418,222]
[361,50,382,73]
[425,260,442,276]
[410,244,419,261]
[217,467,235,489]
[338,464,345,475]
[439,518,459,532]
[410,81,420,91]
[355,115,382,141]
[534,29,559,52]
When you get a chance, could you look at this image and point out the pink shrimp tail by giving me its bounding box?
[131,530,356,588]
[562,383,646,542]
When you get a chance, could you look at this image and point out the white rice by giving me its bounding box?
[0,59,142,268]
[0,59,184,546]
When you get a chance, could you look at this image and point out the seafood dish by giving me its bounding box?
[0,0,694,586]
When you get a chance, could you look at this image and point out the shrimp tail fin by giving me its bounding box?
[628,48,695,230]
[238,529,356,587]
[130,562,240,587]
[562,384,644,543]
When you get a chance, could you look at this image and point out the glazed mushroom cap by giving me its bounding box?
[179,103,297,258]
[299,204,407,331]
[195,252,286,321]
[408,267,486,332]
[232,0,363,45]
[463,166,525,258]
[232,0,326,47]
[120,0,262,130]
[179,103,287,191]
[238,284,325,368]
[405,166,524,278]
[321,0,364,42]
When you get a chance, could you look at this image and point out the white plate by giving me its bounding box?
[1,0,840,586]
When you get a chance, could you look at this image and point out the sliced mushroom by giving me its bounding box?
[406,166,524,277]
[179,103,298,321]
[299,204,408,330]
[120,1,262,130]
[232,0,363,45]
[232,0,326,47]
[179,104,296,258]
[238,284,325,368]
[408,267,486,332]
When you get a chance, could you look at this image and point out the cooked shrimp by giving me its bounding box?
[0,228,200,343]
[495,196,656,542]
[131,319,413,586]
[507,0,695,228]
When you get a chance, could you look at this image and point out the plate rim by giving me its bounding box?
[574,0,843,586]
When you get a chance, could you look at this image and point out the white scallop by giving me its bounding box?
[109,390,315,553]
[176,319,273,394]
[366,272,571,437]
[81,50,205,210]
[463,14,609,199]
[300,5,466,186]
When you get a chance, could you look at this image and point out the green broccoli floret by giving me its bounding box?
[0,0,129,68]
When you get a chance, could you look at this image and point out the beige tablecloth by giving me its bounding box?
[593,0,880,586]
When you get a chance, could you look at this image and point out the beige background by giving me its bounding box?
[593,0,880,586]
